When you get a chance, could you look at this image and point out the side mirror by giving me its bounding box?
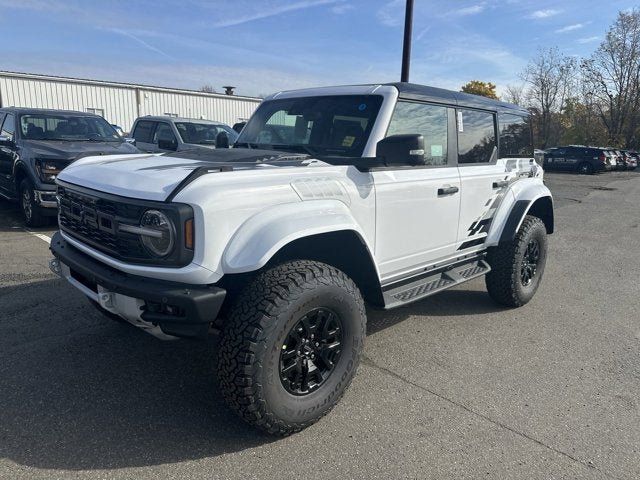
[376,134,425,166]
[216,131,230,148]
[0,134,14,147]
[124,137,136,146]
[158,137,178,151]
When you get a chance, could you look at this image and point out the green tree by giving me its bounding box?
[461,80,498,99]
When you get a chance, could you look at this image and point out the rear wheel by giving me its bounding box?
[578,162,594,175]
[217,260,366,435]
[485,216,548,307]
[20,178,49,227]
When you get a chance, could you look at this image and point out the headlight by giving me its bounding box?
[139,210,175,257]
[36,159,65,183]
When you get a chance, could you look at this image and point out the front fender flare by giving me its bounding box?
[221,200,375,274]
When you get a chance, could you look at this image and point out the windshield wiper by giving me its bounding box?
[234,142,258,149]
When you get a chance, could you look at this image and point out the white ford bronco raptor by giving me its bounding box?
[50,83,553,435]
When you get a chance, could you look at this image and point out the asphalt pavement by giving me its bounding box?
[1,171,639,480]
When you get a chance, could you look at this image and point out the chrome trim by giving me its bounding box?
[34,190,58,208]
[118,224,163,238]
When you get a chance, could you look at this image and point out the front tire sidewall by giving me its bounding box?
[20,179,48,227]
[261,283,364,425]
[578,162,593,175]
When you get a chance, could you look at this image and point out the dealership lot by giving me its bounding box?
[1,171,639,479]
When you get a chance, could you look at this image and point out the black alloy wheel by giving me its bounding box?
[520,239,540,286]
[279,308,343,396]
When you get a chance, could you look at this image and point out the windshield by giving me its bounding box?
[19,114,121,142]
[175,122,239,145]
[236,95,384,157]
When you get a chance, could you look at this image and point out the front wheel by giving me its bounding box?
[217,260,366,436]
[20,178,49,227]
[485,216,548,308]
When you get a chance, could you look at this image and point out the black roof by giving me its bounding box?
[386,82,529,116]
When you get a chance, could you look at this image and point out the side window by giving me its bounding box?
[386,101,448,166]
[132,121,155,143]
[1,113,16,140]
[153,123,176,144]
[457,109,496,164]
[499,114,533,158]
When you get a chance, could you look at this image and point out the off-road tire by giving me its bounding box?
[485,215,548,308]
[217,260,367,436]
[578,162,594,175]
[20,178,49,227]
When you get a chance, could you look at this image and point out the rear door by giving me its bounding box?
[456,108,508,251]
[373,100,461,280]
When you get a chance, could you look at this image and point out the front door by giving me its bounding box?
[131,120,157,153]
[373,101,461,282]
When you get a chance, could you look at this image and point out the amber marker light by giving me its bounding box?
[185,218,194,250]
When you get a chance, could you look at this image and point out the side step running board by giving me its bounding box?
[382,259,491,309]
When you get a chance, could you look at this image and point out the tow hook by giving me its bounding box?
[49,258,62,277]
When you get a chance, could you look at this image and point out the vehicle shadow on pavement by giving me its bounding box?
[367,288,504,335]
[0,279,277,471]
[0,279,500,471]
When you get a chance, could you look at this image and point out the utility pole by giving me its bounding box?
[401,0,414,82]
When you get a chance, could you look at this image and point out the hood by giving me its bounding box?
[26,139,139,160]
[57,147,315,202]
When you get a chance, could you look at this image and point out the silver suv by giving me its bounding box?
[129,116,238,153]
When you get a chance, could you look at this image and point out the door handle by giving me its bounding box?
[493,180,509,189]
[437,186,459,196]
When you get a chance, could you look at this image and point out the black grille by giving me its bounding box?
[58,185,150,261]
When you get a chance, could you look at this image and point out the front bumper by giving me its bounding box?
[49,231,226,339]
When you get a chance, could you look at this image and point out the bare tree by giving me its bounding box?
[502,84,526,106]
[522,47,577,148]
[582,9,640,147]
[200,84,217,93]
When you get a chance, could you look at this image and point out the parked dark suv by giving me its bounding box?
[0,108,139,226]
[543,146,610,174]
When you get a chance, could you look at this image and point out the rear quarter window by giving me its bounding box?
[498,114,533,158]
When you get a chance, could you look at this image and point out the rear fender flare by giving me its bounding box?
[485,178,554,247]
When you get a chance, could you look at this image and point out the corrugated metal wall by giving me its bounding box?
[0,72,261,132]
[139,90,258,126]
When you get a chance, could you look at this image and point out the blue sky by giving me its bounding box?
[0,0,633,97]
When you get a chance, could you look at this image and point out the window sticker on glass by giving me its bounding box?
[431,144,443,157]
[457,111,464,132]
[342,135,355,147]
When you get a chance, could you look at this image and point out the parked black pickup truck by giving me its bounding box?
[0,107,139,226]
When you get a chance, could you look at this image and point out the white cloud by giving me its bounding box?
[527,9,561,19]
[578,36,600,44]
[376,0,405,27]
[447,4,486,16]
[331,2,354,14]
[107,28,173,59]
[555,23,587,33]
[213,0,341,27]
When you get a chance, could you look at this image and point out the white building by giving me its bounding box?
[0,71,262,132]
